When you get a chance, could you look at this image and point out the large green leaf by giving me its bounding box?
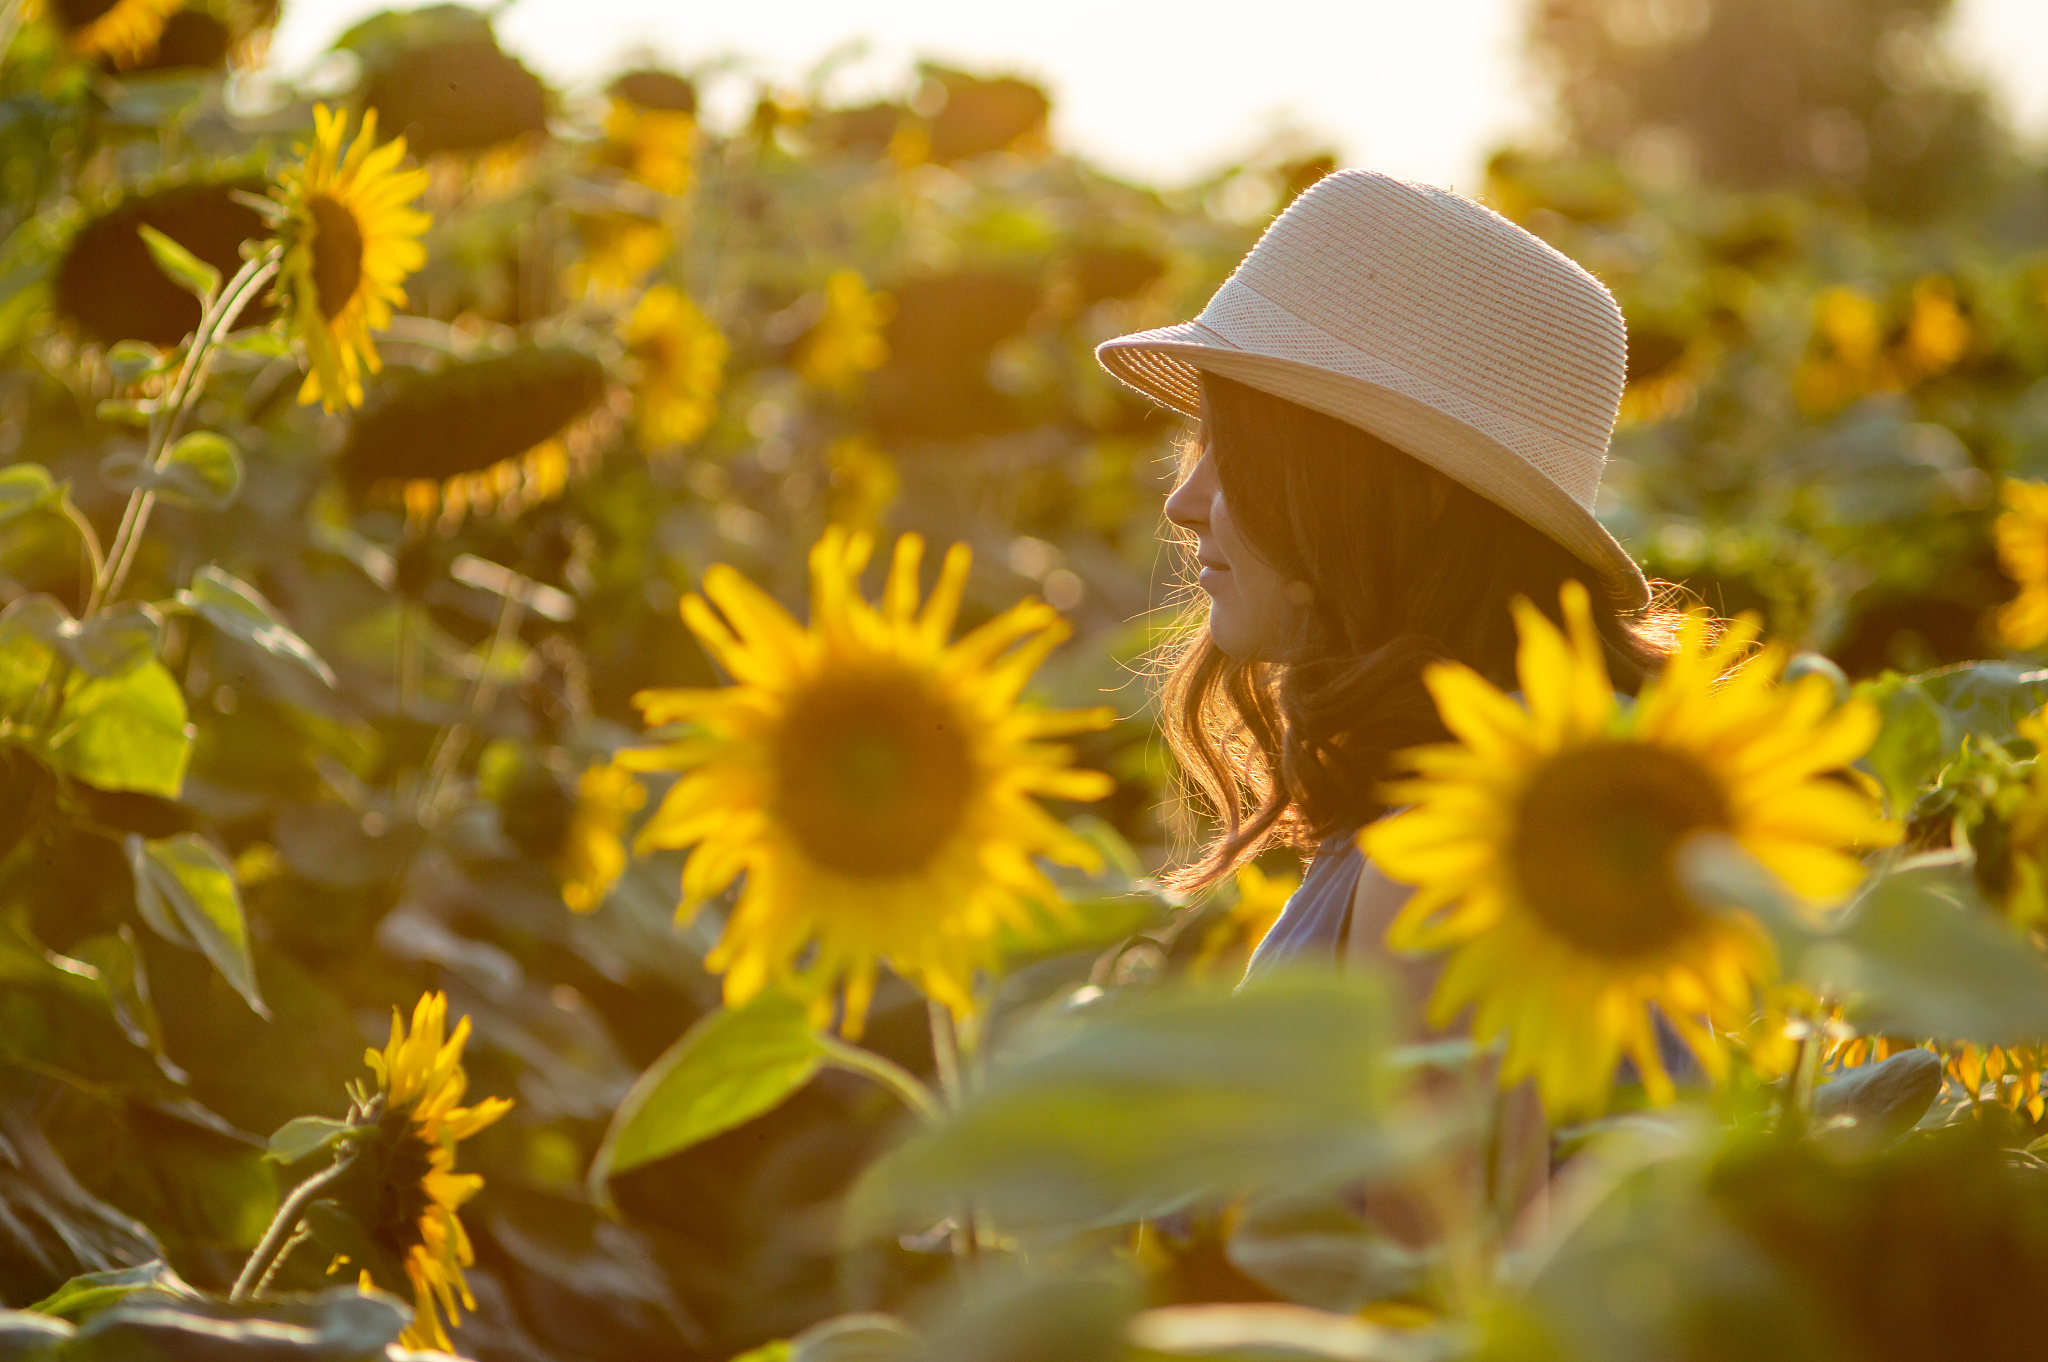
[177,565,336,688]
[27,1261,193,1324]
[47,660,190,797]
[126,832,266,1017]
[1689,843,2048,1046]
[589,989,827,1193]
[1859,662,2048,814]
[847,971,1422,1240]
[63,1285,408,1360]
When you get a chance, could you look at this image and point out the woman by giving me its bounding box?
[1096,168,1679,997]
[1094,168,1687,1245]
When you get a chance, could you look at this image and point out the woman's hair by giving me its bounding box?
[1158,372,1683,892]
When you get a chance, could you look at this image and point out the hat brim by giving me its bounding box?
[1099,320,1651,610]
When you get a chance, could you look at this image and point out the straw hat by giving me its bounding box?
[1096,169,1650,608]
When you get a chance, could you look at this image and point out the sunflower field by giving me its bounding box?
[7,0,2048,1358]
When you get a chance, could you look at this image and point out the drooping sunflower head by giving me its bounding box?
[354,992,511,1353]
[270,104,431,412]
[27,0,182,67]
[1365,582,1898,1118]
[624,528,1117,1033]
[339,344,613,530]
[1996,478,2048,650]
[355,29,549,160]
[52,176,270,348]
[624,285,726,450]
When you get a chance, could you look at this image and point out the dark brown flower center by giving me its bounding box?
[771,669,975,878]
[1507,741,1732,960]
[307,194,364,319]
[55,0,122,30]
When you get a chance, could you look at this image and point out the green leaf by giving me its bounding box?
[154,432,241,510]
[99,436,242,511]
[66,1285,407,1359]
[126,833,266,1017]
[27,1261,192,1324]
[0,596,160,680]
[265,1116,355,1166]
[93,398,157,429]
[66,930,170,1060]
[589,989,826,1192]
[219,328,289,358]
[1688,842,2048,1047]
[848,972,1427,1241]
[46,661,190,797]
[136,224,220,301]
[1858,662,2048,814]
[176,566,336,688]
[1128,1303,1434,1361]
[103,342,166,386]
[0,462,57,528]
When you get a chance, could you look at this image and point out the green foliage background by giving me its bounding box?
[6,0,2048,1358]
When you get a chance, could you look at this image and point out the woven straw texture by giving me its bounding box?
[1097,169,1649,606]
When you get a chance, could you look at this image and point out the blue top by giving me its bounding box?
[1240,828,1704,1087]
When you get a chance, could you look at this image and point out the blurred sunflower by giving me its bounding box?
[564,212,668,299]
[353,992,510,1352]
[623,528,1116,1034]
[340,345,612,530]
[51,176,270,347]
[624,285,726,449]
[1995,478,2048,649]
[558,762,645,913]
[1364,582,1897,1118]
[796,270,891,395]
[1189,862,1300,980]
[826,436,899,534]
[26,0,181,67]
[601,69,699,196]
[270,105,431,412]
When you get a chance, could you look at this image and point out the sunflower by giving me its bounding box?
[52,177,270,347]
[565,214,669,299]
[625,285,726,450]
[796,270,890,395]
[270,105,431,412]
[601,72,699,197]
[623,528,1116,1034]
[339,345,613,530]
[1995,478,2048,650]
[1362,582,1898,1118]
[27,0,181,67]
[353,992,511,1352]
[558,761,645,913]
[826,436,899,534]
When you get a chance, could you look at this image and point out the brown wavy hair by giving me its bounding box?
[1159,373,1682,892]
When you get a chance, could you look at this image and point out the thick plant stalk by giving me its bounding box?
[229,1145,357,1302]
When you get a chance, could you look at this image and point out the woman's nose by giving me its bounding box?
[1164,448,1215,531]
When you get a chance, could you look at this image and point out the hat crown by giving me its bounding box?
[1202,170,1627,507]
[1094,167,1650,607]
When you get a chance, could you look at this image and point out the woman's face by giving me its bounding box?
[1164,441,1301,661]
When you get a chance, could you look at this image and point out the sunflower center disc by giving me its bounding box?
[1507,741,1732,960]
[772,670,975,878]
[307,194,365,319]
[55,0,122,28]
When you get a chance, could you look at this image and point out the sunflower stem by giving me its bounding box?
[231,1143,358,1303]
[251,1222,314,1297]
[814,1034,945,1125]
[95,248,281,611]
[418,584,526,820]
[928,999,965,1109]
[1780,1025,1822,1137]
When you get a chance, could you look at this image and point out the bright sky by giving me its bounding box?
[268,0,2048,191]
